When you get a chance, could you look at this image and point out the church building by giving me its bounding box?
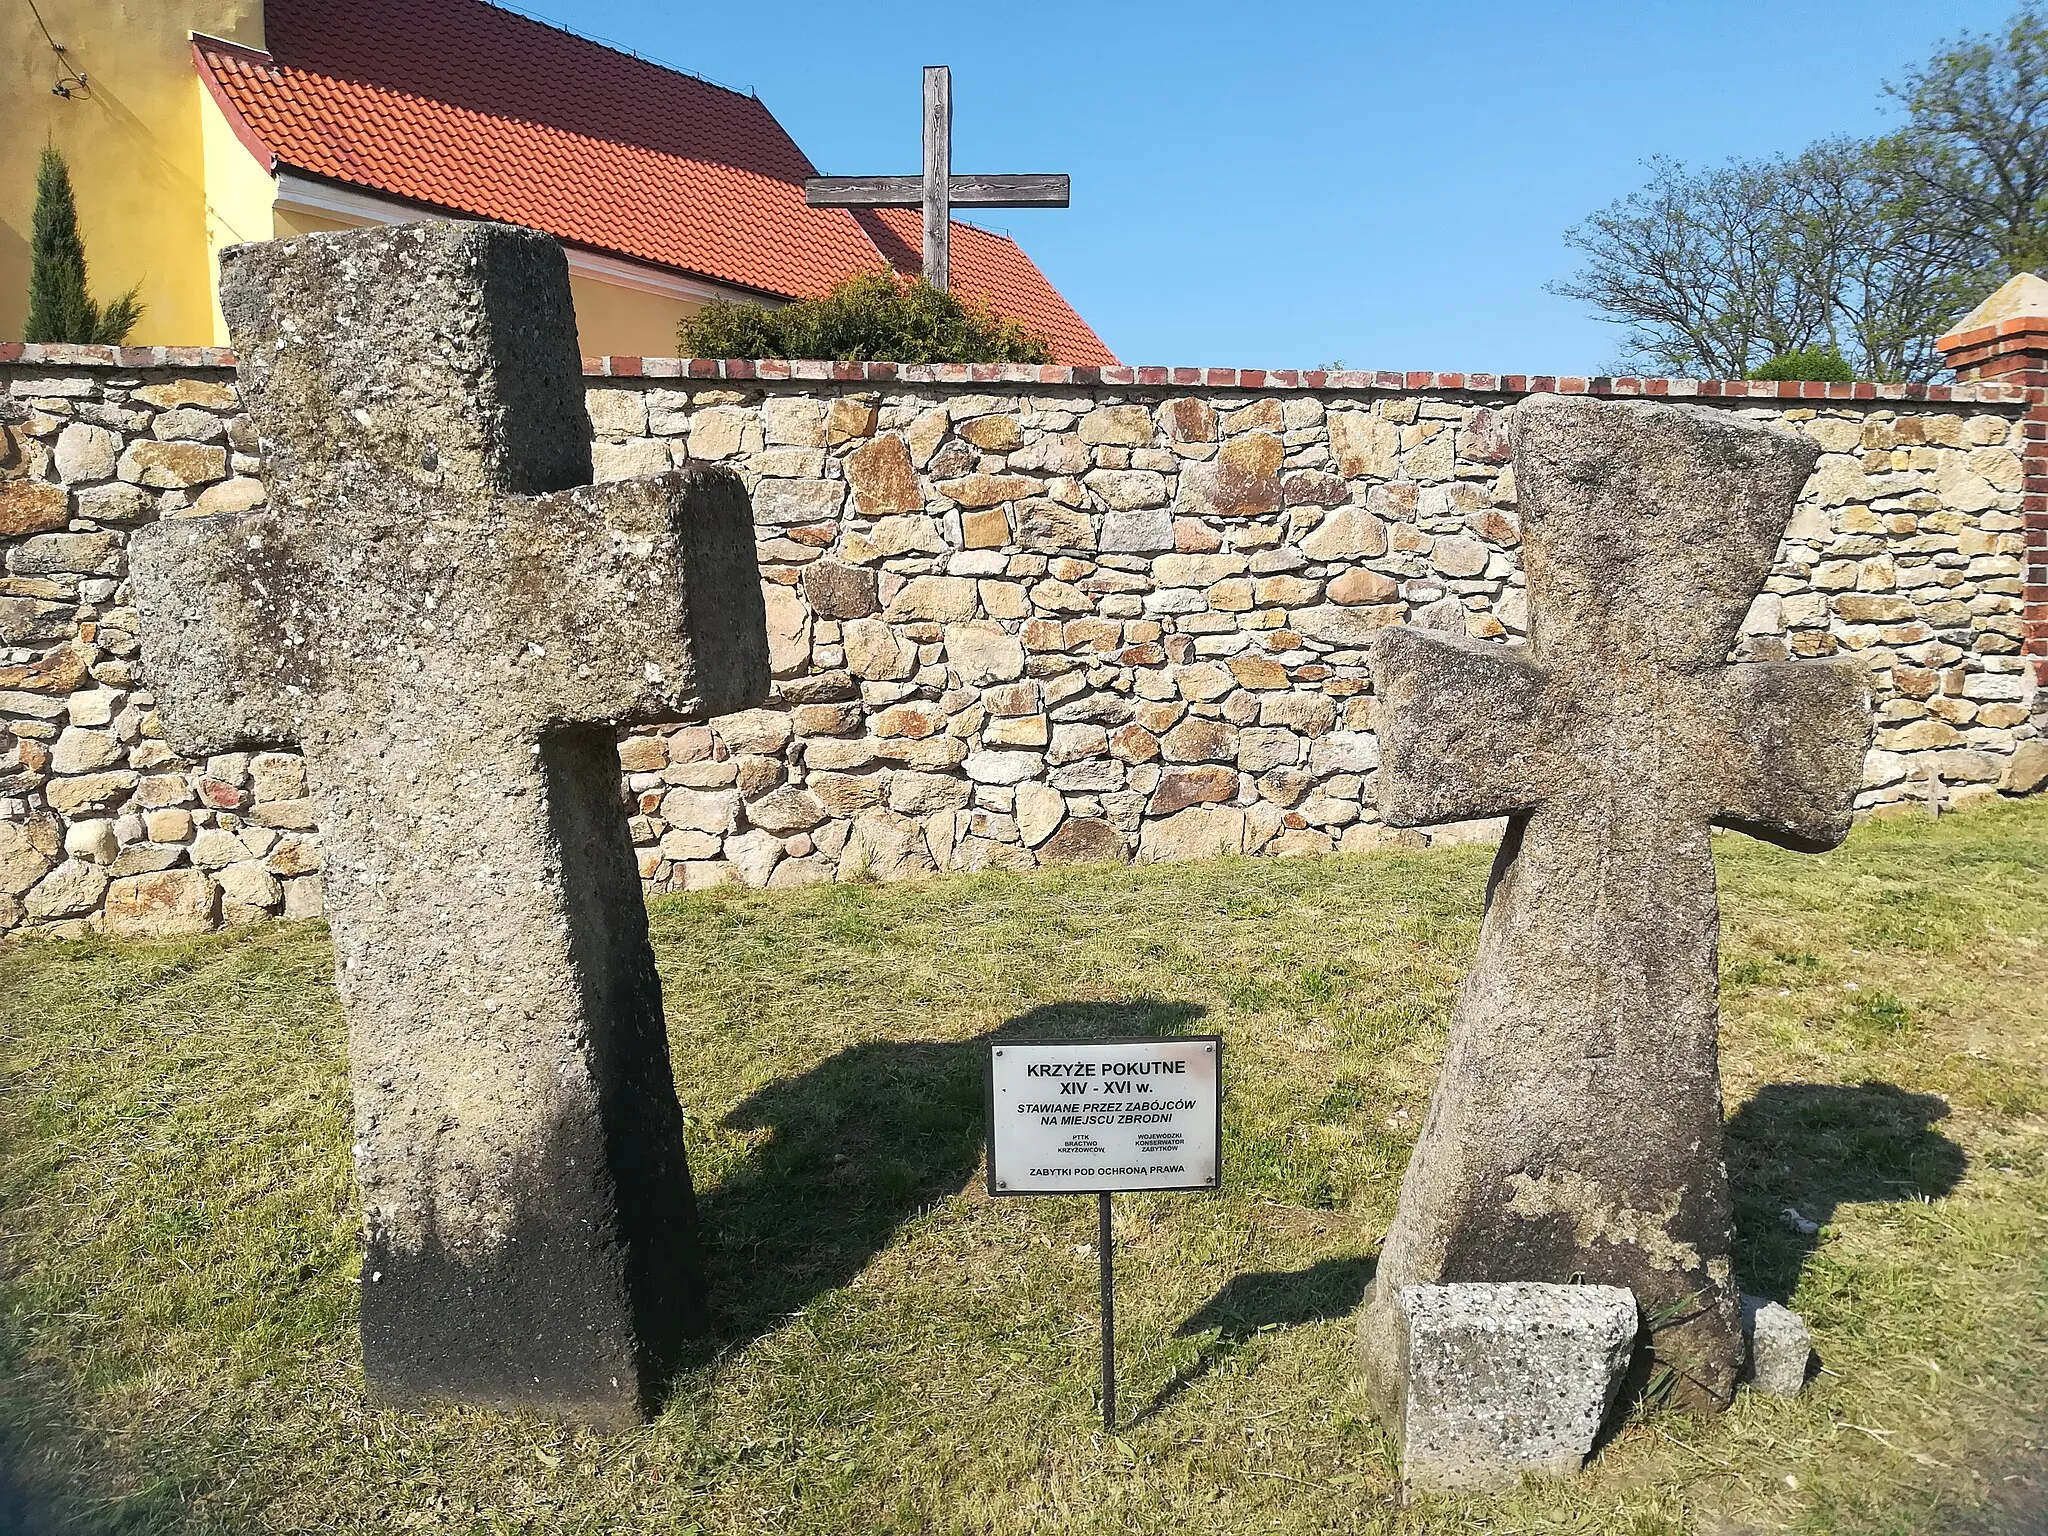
[2,0,1114,362]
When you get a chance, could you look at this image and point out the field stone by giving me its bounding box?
[124,223,771,1430]
[753,478,844,526]
[0,822,54,896]
[151,407,228,443]
[1176,433,1282,518]
[24,858,109,918]
[217,860,284,914]
[1150,765,1237,814]
[55,423,121,483]
[843,809,936,880]
[964,749,1040,785]
[118,440,227,488]
[75,482,155,525]
[592,438,674,482]
[802,559,879,620]
[43,770,137,815]
[1013,781,1065,846]
[1394,1282,1637,1495]
[821,624,906,692]
[1078,405,1152,446]
[1740,1297,1812,1397]
[62,818,118,864]
[2004,741,2048,795]
[745,785,825,834]
[946,621,1025,686]
[1099,506,1174,553]
[0,480,70,538]
[725,827,784,886]
[1137,805,1245,862]
[282,876,326,919]
[1038,816,1128,864]
[101,867,215,935]
[9,531,116,576]
[0,597,75,647]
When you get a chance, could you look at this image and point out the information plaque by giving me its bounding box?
[987,1037,1222,1196]
[985,1035,1223,1430]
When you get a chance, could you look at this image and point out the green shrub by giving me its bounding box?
[24,147,142,346]
[678,269,1053,363]
[1747,345,1855,382]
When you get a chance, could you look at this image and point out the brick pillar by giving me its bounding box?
[1937,275,2048,685]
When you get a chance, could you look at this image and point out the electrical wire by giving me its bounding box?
[25,0,89,97]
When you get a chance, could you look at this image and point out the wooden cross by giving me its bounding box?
[1355,394,1873,1417]
[804,64,1069,291]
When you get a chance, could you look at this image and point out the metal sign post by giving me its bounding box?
[987,1036,1222,1432]
[1097,1191,1116,1429]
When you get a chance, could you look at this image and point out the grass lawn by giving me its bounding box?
[2,798,2045,1535]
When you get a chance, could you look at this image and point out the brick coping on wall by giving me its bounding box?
[2,341,2040,405]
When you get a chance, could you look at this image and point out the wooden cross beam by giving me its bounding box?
[804,65,1069,292]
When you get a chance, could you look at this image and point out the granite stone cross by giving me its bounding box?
[1357,393,1872,1416]
[128,222,770,1428]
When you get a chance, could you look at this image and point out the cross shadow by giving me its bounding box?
[1724,1080,1966,1304]
[681,999,1208,1367]
[1129,1256,1377,1425]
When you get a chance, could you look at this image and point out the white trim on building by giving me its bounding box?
[272,172,772,309]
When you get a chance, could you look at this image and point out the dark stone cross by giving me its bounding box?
[129,222,770,1428]
[804,64,1069,292]
[1357,393,1873,1415]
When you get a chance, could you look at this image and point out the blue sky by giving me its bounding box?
[516,0,2014,372]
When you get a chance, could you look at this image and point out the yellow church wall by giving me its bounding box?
[2,1,265,345]
[198,76,278,344]
[566,274,707,359]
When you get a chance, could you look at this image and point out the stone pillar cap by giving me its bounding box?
[1937,272,2048,349]
[1935,273,2048,379]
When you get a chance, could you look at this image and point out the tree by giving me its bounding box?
[679,269,1052,363]
[1883,1,2048,279]
[1552,3,2047,381]
[1550,143,1974,380]
[1551,155,1817,379]
[24,146,142,345]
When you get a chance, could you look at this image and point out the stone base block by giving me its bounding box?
[1740,1296,1813,1397]
[1391,1282,1638,1495]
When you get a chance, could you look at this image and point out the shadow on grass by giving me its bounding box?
[686,999,1207,1364]
[1129,1255,1377,1425]
[1725,1080,1966,1302]
[1177,1256,1378,1341]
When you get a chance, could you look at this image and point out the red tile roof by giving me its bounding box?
[194,0,1115,365]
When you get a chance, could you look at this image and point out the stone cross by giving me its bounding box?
[804,64,1069,292]
[128,222,770,1429]
[1356,393,1872,1416]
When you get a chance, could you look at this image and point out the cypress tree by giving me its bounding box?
[24,147,141,345]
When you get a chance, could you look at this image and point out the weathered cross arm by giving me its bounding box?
[1698,660,1873,852]
[128,512,311,758]
[1370,627,1552,828]
[130,470,770,756]
[470,471,769,731]
[804,173,1070,208]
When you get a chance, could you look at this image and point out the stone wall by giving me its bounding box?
[3,346,2043,936]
